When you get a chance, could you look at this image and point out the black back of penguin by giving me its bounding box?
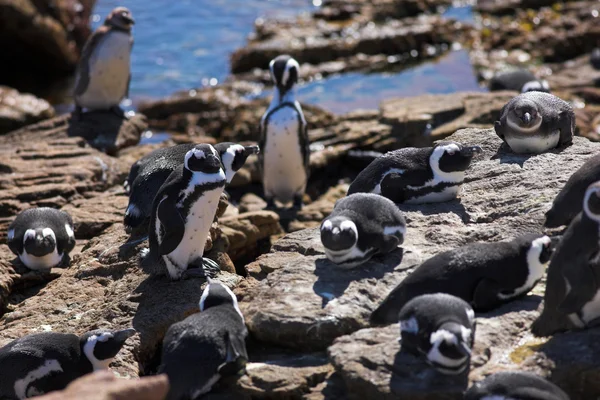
[489,69,550,93]
[465,371,570,400]
[371,234,551,325]
[159,282,248,400]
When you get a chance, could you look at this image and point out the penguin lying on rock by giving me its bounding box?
[124,142,258,233]
[320,193,406,268]
[347,141,481,204]
[0,328,135,399]
[8,208,76,271]
[494,91,575,154]
[533,181,600,336]
[159,280,248,400]
[398,293,475,375]
[489,69,550,93]
[465,371,569,400]
[371,234,553,325]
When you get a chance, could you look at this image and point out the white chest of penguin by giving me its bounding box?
[80,31,131,107]
[263,106,306,203]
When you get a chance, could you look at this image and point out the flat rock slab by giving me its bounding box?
[0,86,55,134]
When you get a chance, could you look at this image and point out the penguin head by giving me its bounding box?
[199,280,244,322]
[269,55,300,95]
[213,142,260,183]
[320,216,358,252]
[80,328,136,371]
[23,228,56,257]
[583,181,600,223]
[433,141,482,174]
[527,234,553,265]
[184,144,223,174]
[521,79,551,93]
[426,321,473,375]
[509,96,543,131]
[106,7,135,31]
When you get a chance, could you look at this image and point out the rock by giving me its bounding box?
[36,371,169,400]
[547,54,600,90]
[62,190,129,239]
[0,0,95,89]
[0,86,55,134]
[4,111,147,156]
[476,0,579,15]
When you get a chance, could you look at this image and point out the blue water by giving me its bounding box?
[92,2,483,114]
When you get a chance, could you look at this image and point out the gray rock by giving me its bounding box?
[0,86,55,134]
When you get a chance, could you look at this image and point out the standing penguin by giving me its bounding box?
[465,371,569,400]
[494,92,575,154]
[533,181,600,336]
[259,55,310,209]
[0,328,135,399]
[347,142,481,204]
[320,193,406,268]
[141,144,229,280]
[545,153,600,228]
[489,69,551,93]
[159,280,248,400]
[124,142,258,233]
[371,234,553,325]
[398,293,475,375]
[7,208,76,271]
[73,7,134,119]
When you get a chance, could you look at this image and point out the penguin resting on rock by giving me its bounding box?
[398,293,475,375]
[159,280,248,400]
[489,69,550,93]
[320,193,406,268]
[0,328,135,399]
[371,234,553,325]
[533,181,600,336]
[347,141,481,204]
[494,91,575,154]
[465,371,569,400]
[7,208,76,271]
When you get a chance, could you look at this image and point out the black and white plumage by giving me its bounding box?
[489,69,551,93]
[371,234,553,325]
[73,7,134,118]
[320,193,406,268]
[0,328,135,399]
[465,371,569,400]
[259,54,310,209]
[124,142,258,233]
[494,92,575,154]
[545,153,600,228]
[533,181,600,336]
[7,208,76,271]
[591,48,600,70]
[347,141,481,204]
[142,144,246,280]
[159,281,248,400]
[398,293,475,375]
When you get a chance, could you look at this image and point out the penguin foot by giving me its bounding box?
[182,257,221,280]
[293,195,303,210]
[265,198,277,210]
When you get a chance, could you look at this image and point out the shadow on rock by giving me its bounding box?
[477,293,542,319]
[313,248,403,307]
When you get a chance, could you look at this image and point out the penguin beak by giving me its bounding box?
[113,328,136,342]
[122,14,135,25]
[458,341,472,357]
[522,112,532,124]
[244,145,260,156]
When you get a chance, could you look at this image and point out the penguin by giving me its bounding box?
[533,181,600,336]
[545,153,600,228]
[0,327,135,399]
[371,234,553,325]
[465,371,570,400]
[347,141,482,204]
[159,280,248,400]
[7,208,76,271]
[259,54,310,209]
[489,69,551,93]
[73,7,134,119]
[398,293,475,375]
[320,193,406,268]
[141,144,234,280]
[494,91,575,154]
[591,48,600,70]
[124,142,259,233]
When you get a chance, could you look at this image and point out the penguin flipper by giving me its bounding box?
[377,235,401,254]
[557,110,575,146]
[218,331,248,377]
[74,26,109,98]
[558,274,597,314]
[493,120,505,141]
[156,196,186,255]
[472,278,504,311]
[7,231,23,256]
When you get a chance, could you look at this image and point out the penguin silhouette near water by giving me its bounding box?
[159,280,248,400]
[7,208,76,271]
[533,181,600,336]
[0,328,135,399]
[124,142,258,233]
[259,55,310,209]
[347,141,481,204]
[73,7,135,120]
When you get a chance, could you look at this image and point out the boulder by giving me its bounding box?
[0,86,55,134]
